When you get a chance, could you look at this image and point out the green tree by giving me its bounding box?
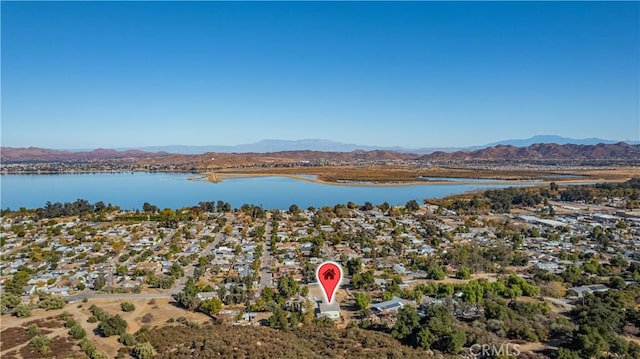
[574,326,609,358]
[26,324,41,335]
[93,275,106,290]
[456,267,471,280]
[97,315,128,337]
[441,328,466,354]
[132,342,155,359]
[89,304,109,321]
[351,271,375,290]
[417,327,435,350]
[405,200,420,212]
[29,335,52,356]
[14,303,32,317]
[200,297,223,316]
[4,271,30,296]
[39,295,67,310]
[80,338,97,357]
[419,305,467,354]
[1,292,21,314]
[153,275,175,289]
[277,274,300,299]
[119,333,136,346]
[176,277,199,310]
[69,325,87,339]
[556,348,580,359]
[511,232,523,249]
[268,305,289,331]
[116,265,127,276]
[345,257,362,276]
[426,266,446,280]
[355,292,370,311]
[460,280,485,304]
[303,300,315,324]
[392,306,420,342]
[169,263,184,278]
[120,302,136,312]
[608,276,626,289]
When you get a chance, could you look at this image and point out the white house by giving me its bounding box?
[317,301,341,319]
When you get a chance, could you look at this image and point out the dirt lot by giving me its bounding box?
[1,298,214,358]
[75,298,214,357]
[1,315,82,359]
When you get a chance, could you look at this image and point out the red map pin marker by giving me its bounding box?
[316,261,343,304]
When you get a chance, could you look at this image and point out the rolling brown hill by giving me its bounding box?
[2,142,638,165]
[422,142,640,161]
[0,147,170,162]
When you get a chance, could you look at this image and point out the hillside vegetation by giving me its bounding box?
[135,324,441,359]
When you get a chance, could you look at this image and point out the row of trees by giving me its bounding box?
[376,275,540,305]
[484,188,543,213]
[35,199,114,219]
[9,177,640,221]
[1,288,67,316]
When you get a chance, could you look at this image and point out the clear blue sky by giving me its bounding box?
[2,1,638,149]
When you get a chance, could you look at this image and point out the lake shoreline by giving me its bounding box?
[1,171,631,210]
[2,169,606,188]
[206,171,601,188]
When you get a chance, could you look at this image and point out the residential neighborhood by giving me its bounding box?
[2,180,640,357]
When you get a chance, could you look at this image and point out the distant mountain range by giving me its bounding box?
[2,141,639,164]
[122,135,639,154]
[422,142,640,161]
[0,147,170,162]
[476,135,640,149]
[124,139,458,155]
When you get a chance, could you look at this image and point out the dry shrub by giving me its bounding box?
[141,313,154,324]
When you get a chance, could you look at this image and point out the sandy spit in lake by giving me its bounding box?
[204,172,600,188]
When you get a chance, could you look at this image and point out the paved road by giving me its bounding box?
[171,230,225,295]
[259,220,273,290]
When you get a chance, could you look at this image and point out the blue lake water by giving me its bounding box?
[0,173,531,210]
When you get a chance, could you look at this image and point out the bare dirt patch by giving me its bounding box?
[1,326,52,351]
[89,298,213,333]
[23,316,64,329]
[53,298,214,357]
[17,335,82,359]
[1,314,83,359]
[0,316,66,353]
